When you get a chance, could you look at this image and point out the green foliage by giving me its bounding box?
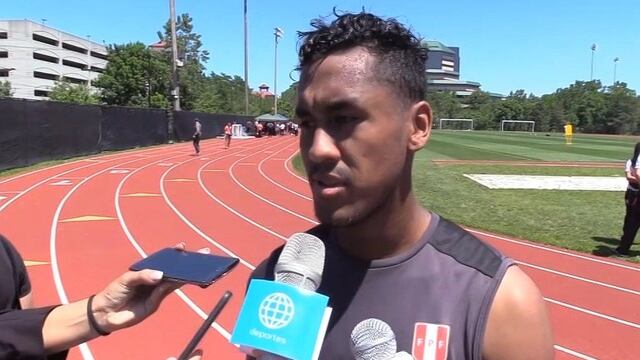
[92,42,170,108]
[277,82,297,118]
[424,81,640,134]
[0,80,12,97]
[48,81,100,104]
[158,13,209,111]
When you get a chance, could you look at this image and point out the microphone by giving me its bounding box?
[232,232,331,360]
[274,232,325,291]
[351,319,413,360]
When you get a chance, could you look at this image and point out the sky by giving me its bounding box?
[4,0,639,96]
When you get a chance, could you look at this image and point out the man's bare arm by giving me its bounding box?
[482,266,554,360]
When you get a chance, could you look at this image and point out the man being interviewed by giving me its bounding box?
[248,11,553,360]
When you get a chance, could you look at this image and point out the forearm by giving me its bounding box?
[42,298,100,354]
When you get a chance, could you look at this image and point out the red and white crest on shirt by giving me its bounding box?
[412,322,450,360]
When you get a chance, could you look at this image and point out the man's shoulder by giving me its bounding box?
[428,217,506,278]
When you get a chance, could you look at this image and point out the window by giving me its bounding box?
[33,71,59,81]
[34,90,50,97]
[0,51,7,58]
[0,70,9,77]
[62,42,87,54]
[0,32,7,39]
[90,66,105,73]
[33,52,59,64]
[90,51,108,60]
[63,76,87,85]
[62,59,87,70]
[33,33,59,46]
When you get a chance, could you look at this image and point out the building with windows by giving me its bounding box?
[0,20,108,99]
[424,40,485,97]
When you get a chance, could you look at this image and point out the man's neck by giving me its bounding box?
[332,193,430,261]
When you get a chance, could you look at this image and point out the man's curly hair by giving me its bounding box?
[298,11,428,103]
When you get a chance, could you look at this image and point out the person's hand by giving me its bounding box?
[90,243,210,333]
[167,349,203,360]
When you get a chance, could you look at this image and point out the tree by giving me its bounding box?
[603,83,639,134]
[277,82,298,118]
[426,91,461,121]
[92,42,170,108]
[48,81,100,104]
[0,80,12,97]
[158,13,209,111]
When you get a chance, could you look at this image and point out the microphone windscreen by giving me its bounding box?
[274,232,325,291]
[350,318,397,360]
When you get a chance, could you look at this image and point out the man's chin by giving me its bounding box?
[315,207,360,227]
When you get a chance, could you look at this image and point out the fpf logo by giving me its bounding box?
[412,323,450,360]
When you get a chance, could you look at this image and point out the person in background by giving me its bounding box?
[193,119,202,155]
[224,122,232,149]
[615,142,640,256]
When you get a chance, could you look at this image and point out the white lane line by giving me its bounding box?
[229,140,318,224]
[0,147,177,214]
[114,150,234,340]
[554,345,597,360]
[162,145,268,270]
[258,144,312,201]
[197,141,294,243]
[49,155,160,360]
[284,149,309,183]
[467,228,640,273]
[518,260,640,296]
[545,297,640,329]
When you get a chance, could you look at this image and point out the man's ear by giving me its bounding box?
[408,101,432,151]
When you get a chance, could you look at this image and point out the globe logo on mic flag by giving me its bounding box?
[232,279,332,360]
[259,292,295,329]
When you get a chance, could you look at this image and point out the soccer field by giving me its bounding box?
[422,130,634,162]
[413,130,639,259]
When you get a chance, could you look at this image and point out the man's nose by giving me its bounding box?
[306,128,340,164]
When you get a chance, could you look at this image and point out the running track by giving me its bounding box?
[1,136,638,359]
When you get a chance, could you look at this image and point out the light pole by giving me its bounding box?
[244,0,249,115]
[613,57,619,84]
[273,27,283,116]
[590,43,597,81]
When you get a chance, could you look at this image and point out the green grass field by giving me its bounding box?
[296,130,640,260]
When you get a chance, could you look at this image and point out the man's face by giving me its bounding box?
[297,47,412,226]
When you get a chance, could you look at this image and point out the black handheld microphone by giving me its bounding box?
[177,291,233,360]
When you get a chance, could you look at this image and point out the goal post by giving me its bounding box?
[439,118,474,130]
[500,120,535,133]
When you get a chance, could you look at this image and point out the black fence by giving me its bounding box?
[0,98,255,171]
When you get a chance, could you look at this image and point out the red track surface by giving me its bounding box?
[1,137,638,359]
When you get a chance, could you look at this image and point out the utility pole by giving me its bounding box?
[244,0,250,115]
[274,27,283,116]
[170,0,180,111]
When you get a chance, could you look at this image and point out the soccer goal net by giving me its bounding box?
[500,120,535,133]
[439,118,474,131]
